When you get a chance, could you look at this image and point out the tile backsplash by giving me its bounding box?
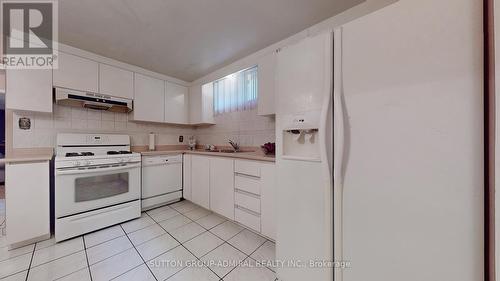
[12,105,275,149]
[194,109,275,147]
[12,105,195,148]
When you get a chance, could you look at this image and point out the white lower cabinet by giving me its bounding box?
[190,155,210,209]
[235,206,261,233]
[6,161,50,247]
[260,163,276,240]
[209,157,234,220]
[184,155,275,239]
[183,154,192,201]
[234,160,276,239]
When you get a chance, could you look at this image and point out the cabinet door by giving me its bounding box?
[261,163,276,240]
[183,154,192,201]
[165,82,188,124]
[257,52,276,116]
[99,64,134,99]
[191,155,210,209]
[189,83,215,125]
[188,85,202,124]
[209,157,234,219]
[201,83,215,124]
[6,161,50,245]
[133,73,165,122]
[6,69,53,112]
[53,52,99,92]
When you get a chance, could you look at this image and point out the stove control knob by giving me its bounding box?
[74,161,81,166]
[85,160,92,166]
[118,158,125,163]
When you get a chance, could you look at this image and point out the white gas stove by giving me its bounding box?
[54,133,141,242]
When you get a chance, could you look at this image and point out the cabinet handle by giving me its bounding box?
[235,205,261,217]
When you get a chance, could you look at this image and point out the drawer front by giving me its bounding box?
[235,191,261,214]
[235,160,261,177]
[235,175,261,195]
[235,207,261,232]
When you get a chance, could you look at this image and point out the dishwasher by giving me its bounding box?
[141,154,183,210]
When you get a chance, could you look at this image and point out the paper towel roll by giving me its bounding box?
[149,133,155,151]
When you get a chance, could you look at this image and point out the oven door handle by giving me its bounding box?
[56,162,141,175]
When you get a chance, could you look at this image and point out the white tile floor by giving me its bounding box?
[0,200,277,281]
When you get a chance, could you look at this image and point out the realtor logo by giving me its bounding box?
[1,0,58,69]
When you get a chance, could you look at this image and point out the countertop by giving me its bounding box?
[1,148,54,164]
[139,149,275,162]
[0,147,274,163]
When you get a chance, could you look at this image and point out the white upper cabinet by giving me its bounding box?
[53,52,99,92]
[165,82,189,124]
[133,73,165,122]
[99,64,134,99]
[257,52,276,116]
[6,69,53,113]
[189,83,215,125]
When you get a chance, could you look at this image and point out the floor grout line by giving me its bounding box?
[84,234,126,250]
[82,236,93,281]
[1,201,275,281]
[154,213,223,281]
[119,224,159,281]
[24,245,36,281]
[27,248,83,269]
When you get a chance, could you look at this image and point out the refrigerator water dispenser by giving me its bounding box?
[281,113,321,161]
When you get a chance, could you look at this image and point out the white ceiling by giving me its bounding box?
[59,0,363,82]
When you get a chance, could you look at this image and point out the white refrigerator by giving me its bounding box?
[275,1,483,281]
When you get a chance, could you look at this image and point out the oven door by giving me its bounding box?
[55,162,141,218]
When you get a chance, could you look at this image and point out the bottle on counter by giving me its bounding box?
[149,133,155,151]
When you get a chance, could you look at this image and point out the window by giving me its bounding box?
[213,66,258,115]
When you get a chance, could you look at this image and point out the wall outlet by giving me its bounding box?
[179,136,183,143]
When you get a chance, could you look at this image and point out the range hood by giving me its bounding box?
[54,87,133,113]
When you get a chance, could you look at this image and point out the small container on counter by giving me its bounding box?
[149,133,155,151]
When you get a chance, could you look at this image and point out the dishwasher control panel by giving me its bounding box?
[142,154,182,166]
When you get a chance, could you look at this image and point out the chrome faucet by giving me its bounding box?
[228,139,240,152]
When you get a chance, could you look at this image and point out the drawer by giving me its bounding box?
[235,175,261,195]
[235,160,261,177]
[235,206,261,232]
[235,191,260,214]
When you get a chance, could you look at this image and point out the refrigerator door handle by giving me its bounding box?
[319,30,334,281]
[333,27,345,281]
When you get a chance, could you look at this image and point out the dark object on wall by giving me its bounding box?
[18,117,31,130]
